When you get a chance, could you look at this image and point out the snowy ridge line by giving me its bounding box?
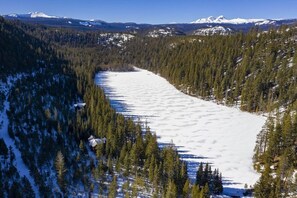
[191,15,275,25]
[7,11,59,19]
[95,68,267,197]
[0,75,40,198]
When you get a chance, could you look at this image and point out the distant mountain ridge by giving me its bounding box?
[3,12,290,25]
[2,12,297,36]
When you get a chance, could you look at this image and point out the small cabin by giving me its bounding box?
[74,102,86,110]
[88,135,106,148]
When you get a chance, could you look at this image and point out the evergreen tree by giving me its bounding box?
[108,175,117,198]
[165,180,177,198]
[55,151,67,192]
[182,179,190,197]
[196,163,204,186]
[191,184,200,198]
[200,183,210,198]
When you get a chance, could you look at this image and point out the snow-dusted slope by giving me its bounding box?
[79,20,104,27]
[96,68,266,192]
[0,77,39,197]
[146,27,183,38]
[98,33,135,47]
[191,15,274,25]
[193,26,233,36]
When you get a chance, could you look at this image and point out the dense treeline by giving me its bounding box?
[124,27,297,113]
[253,109,297,197]
[195,163,223,195]
[0,17,223,197]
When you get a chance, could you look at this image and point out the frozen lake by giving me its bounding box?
[95,68,266,193]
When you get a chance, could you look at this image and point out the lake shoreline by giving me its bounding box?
[95,68,266,196]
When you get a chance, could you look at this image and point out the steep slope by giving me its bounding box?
[0,17,80,196]
[0,17,54,75]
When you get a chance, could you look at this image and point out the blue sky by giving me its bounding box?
[0,0,296,24]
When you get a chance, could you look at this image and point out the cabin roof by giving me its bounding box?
[74,102,86,108]
[88,135,106,147]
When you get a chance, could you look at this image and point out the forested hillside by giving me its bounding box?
[125,27,297,113]
[0,17,223,197]
[0,17,58,76]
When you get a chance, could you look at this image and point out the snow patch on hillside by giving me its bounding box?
[95,68,266,193]
[147,27,175,38]
[79,21,91,27]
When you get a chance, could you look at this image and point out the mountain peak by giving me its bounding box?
[217,15,226,20]
[207,16,215,20]
[28,12,57,18]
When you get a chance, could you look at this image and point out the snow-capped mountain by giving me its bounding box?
[193,26,233,36]
[191,15,275,25]
[6,12,59,19]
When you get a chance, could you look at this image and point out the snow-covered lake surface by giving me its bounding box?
[95,68,266,194]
